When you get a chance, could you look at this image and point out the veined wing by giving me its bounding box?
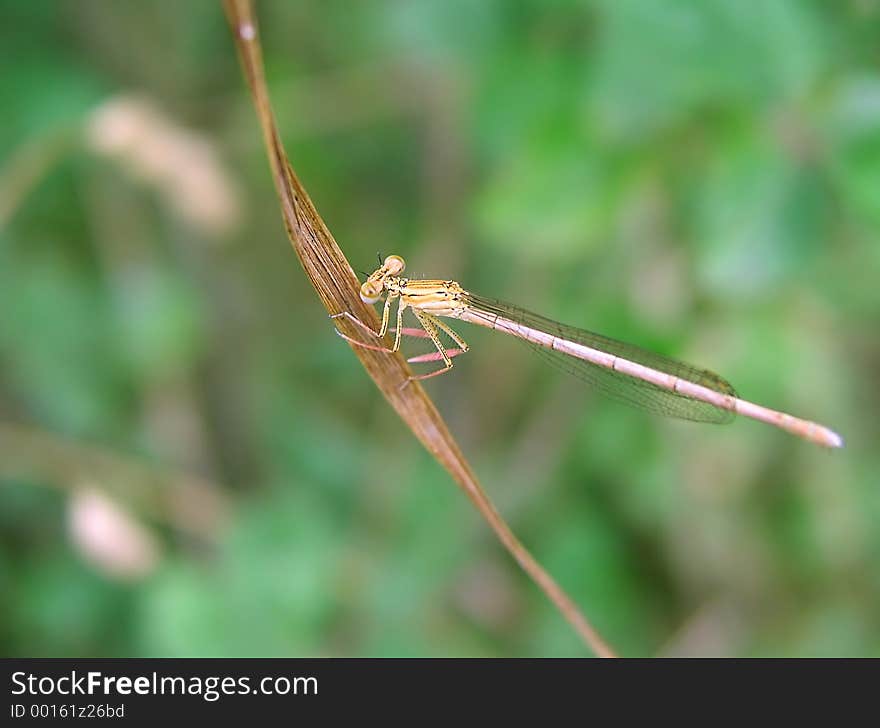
[462,293,737,424]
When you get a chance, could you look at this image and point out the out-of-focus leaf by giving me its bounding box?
[592,0,825,137]
[824,77,880,230]
[114,268,204,381]
[693,128,826,298]
[0,248,125,435]
[141,489,339,656]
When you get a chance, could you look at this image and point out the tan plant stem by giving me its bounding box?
[221,0,616,657]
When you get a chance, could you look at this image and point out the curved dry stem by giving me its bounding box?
[222,0,616,657]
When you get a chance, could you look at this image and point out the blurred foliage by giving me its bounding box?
[0,0,877,656]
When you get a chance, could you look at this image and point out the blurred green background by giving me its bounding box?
[0,0,876,657]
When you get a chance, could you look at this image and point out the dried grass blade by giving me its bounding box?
[222,0,616,657]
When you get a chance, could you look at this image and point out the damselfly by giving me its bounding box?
[332,255,843,449]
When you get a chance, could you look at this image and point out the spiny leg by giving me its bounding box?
[329,312,391,352]
[331,326,394,353]
[329,295,398,352]
[405,310,456,383]
[395,314,468,364]
[331,320,440,356]
[405,314,468,366]
[391,296,406,353]
[377,292,394,337]
[430,316,469,353]
[391,327,431,339]
[407,348,467,363]
[332,301,464,379]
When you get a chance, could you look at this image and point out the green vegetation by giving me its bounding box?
[0,0,876,656]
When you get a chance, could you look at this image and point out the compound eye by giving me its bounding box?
[383,255,405,274]
[360,281,382,304]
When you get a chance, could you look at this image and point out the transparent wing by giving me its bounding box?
[463,293,737,424]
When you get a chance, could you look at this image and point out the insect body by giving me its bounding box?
[332,255,843,448]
